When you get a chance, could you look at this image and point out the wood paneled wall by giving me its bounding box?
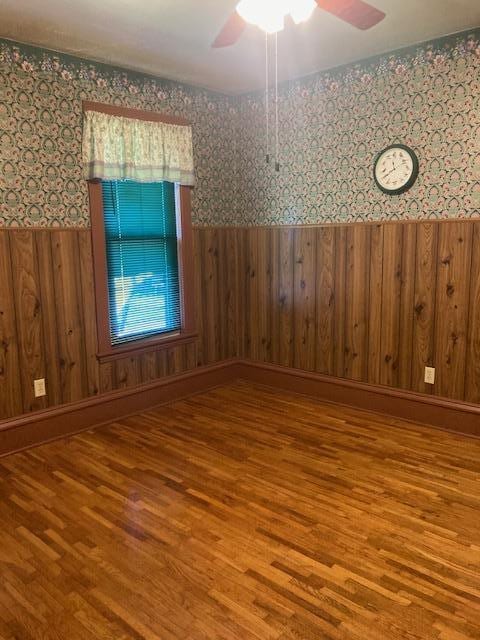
[1,220,479,422]
[0,228,238,420]
[238,220,480,404]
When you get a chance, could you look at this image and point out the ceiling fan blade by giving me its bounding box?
[316,0,385,30]
[212,11,247,48]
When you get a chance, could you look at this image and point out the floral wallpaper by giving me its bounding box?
[0,39,238,227]
[237,29,480,225]
[1,29,480,227]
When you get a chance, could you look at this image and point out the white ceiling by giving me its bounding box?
[0,0,479,94]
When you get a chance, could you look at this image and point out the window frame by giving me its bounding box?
[85,102,196,363]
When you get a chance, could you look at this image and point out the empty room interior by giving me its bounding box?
[1,1,480,638]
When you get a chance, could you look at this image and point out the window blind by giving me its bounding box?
[101,180,181,346]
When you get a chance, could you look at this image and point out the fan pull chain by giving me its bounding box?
[265,32,270,164]
[274,31,280,172]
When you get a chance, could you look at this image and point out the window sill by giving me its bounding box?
[97,330,198,363]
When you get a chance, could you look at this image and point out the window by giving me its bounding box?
[87,105,196,362]
[102,180,181,346]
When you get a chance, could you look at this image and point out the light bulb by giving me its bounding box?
[236,0,315,34]
[236,0,287,34]
[258,11,285,34]
[290,0,317,24]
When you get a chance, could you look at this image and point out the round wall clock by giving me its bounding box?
[373,144,419,195]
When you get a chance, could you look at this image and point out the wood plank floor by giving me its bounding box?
[0,381,479,640]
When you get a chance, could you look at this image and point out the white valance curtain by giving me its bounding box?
[82,110,195,186]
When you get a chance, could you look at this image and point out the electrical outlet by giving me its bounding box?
[424,367,435,385]
[34,378,46,398]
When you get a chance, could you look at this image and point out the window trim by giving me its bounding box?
[85,102,196,363]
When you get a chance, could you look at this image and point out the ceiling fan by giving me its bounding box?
[212,0,386,48]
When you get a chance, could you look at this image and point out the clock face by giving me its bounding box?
[374,145,419,195]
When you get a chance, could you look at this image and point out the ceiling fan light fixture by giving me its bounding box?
[290,0,317,24]
[236,0,287,34]
[214,0,385,49]
[236,0,318,34]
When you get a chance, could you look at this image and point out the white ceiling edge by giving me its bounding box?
[0,0,479,94]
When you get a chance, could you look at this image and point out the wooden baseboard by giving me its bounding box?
[0,360,240,457]
[2,358,479,457]
[236,360,480,438]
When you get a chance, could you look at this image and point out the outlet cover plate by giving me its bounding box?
[34,378,46,397]
[424,367,435,385]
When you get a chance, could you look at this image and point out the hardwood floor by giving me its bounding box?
[0,381,479,640]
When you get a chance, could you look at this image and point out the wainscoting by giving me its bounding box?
[1,220,480,443]
[238,220,480,404]
[0,228,238,420]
